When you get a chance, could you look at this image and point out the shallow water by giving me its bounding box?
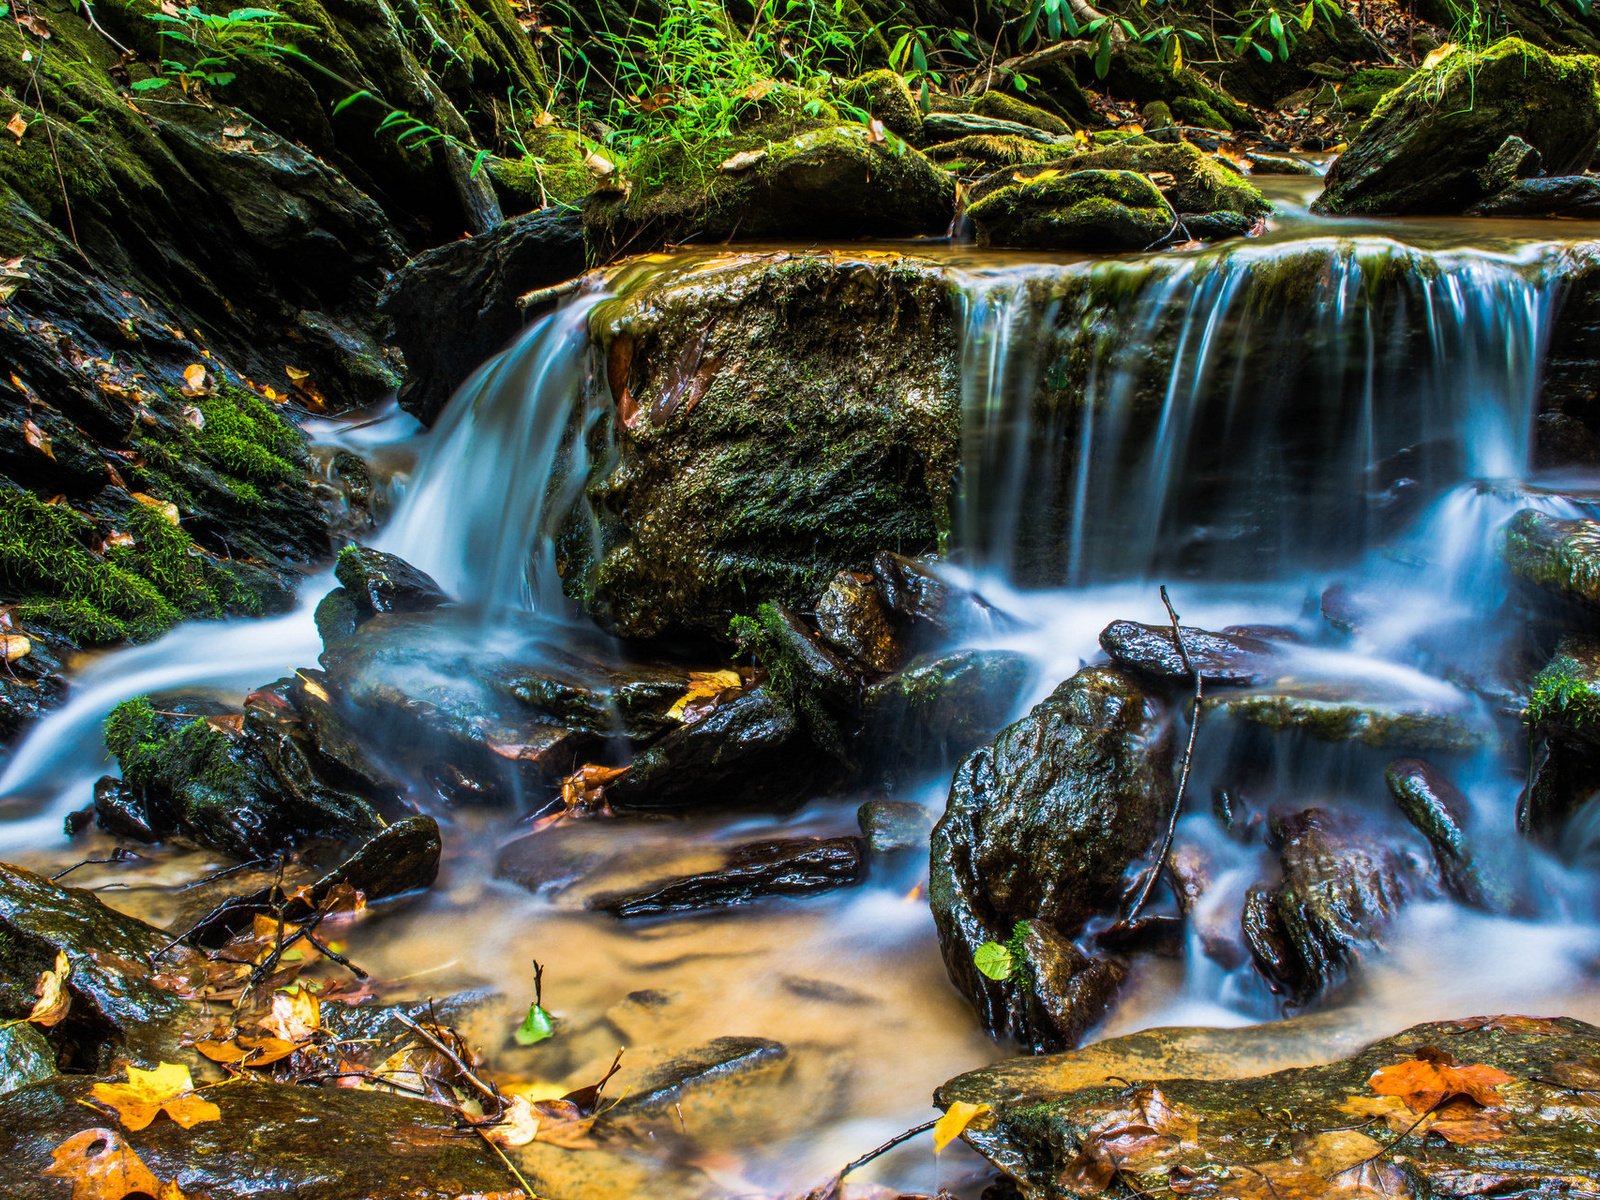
[7,185,1600,1195]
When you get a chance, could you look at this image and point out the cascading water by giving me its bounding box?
[4,202,1600,1195]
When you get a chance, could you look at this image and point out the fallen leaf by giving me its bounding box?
[665,669,742,722]
[284,365,309,382]
[1421,42,1458,70]
[558,762,627,812]
[6,112,26,142]
[264,987,321,1043]
[718,148,767,172]
[1224,1130,1409,1199]
[23,418,53,459]
[514,1002,555,1046]
[0,632,32,663]
[28,950,70,1027]
[933,1100,993,1152]
[180,405,204,429]
[866,118,887,144]
[41,1127,188,1200]
[178,363,211,397]
[583,151,615,177]
[1369,1054,1513,1113]
[483,1094,540,1147]
[130,493,180,525]
[89,1062,221,1131]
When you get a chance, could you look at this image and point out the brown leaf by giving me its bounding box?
[1549,1056,1600,1092]
[6,112,26,142]
[178,363,211,397]
[1448,1014,1567,1036]
[28,950,70,1027]
[130,493,180,525]
[23,418,53,459]
[1224,1131,1410,1199]
[40,1127,188,1200]
[89,1062,221,1131]
[1368,1056,1513,1113]
[0,632,32,663]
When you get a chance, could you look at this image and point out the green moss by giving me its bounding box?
[1528,650,1600,727]
[973,90,1072,134]
[1062,141,1268,216]
[926,133,1059,172]
[489,127,599,211]
[730,601,844,755]
[970,168,1175,250]
[840,69,922,137]
[104,696,251,817]
[1172,96,1231,131]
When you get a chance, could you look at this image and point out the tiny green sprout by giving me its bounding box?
[513,959,554,1046]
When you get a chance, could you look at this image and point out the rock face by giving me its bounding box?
[1468,175,1600,217]
[939,1017,1600,1200]
[970,168,1177,251]
[930,667,1171,1049]
[1314,40,1600,214]
[379,208,589,424]
[1522,636,1600,837]
[574,254,962,641]
[334,546,451,619]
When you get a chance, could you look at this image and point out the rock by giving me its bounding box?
[1018,923,1128,1049]
[1314,39,1600,214]
[1522,636,1600,837]
[574,255,960,641]
[588,120,956,250]
[378,207,588,425]
[929,667,1171,1049]
[862,649,1032,771]
[841,69,923,139]
[970,168,1178,251]
[604,688,811,812]
[973,92,1073,134]
[0,862,208,1068]
[923,111,1062,143]
[870,551,999,634]
[0,629,67,740]
[1320,581,1369,633]
[101,695,390,860]
[501,654,693,742]
[1246,151,1319,175]
[588,836,866,916]
[1177,209,1255,241]
[758,603,861,713]
[1215,683,1481,751]
[0,1076,520,1200]
[334,546,450,619]
[1384,757,1489,907]
[1469,173,1600,217]
[90,775,160,843]
[857,799,935,853]
[926,133,1061,174]
[1243,808,1412,1003]
[608,1036,788,1121]
[1098,619,1279,687]
[313,586,362,648]
[815,569,902,673]
[1504,508,1600,607]
[939,1017,1600,1198]
[0,1024,54,1095]
[1535,411,1600,469]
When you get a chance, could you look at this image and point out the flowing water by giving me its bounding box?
[6,181,1600,1195]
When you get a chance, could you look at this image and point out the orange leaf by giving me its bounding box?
[40,1127,188,1200]
[6,112,26,142]
[1369,1054,1513,1114]
[89,1063,221,1131]
[178,363,211,397]
[23,418,53,459]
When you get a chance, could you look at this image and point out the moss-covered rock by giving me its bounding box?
[929,666,1171,1049]
[841,68,923,139]
[1521,636,1600,837]
[588,120,955,250]
[925,133,1061,174]
[1216,684,1482,751]
[969,168,1178,251]
[1504,508,1600,606]
[940,1017,1600,1199]
[573,253,961,641]
[1314,39,1600,214]
[973,90,1073,134]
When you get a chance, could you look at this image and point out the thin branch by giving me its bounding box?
[840,1118,938,1177]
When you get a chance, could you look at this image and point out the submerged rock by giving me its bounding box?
[969,168,1177,251]
[1315,39,1600,214]
[939,1017,1600,1198]
[1503,508,1600,607]
[857,799,935,853]
[588,836,866,916]
[1243,808,1412,1003]
[930,666,1170,1049]
[608,1036,789,1121]
[1099,619,1278,687]
[0,1076,519,1200]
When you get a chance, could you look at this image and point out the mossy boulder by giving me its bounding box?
[841,68,923,139]
[1504,508,1600,606]
[1215,681,1482,751]
[573,253,961,641]
[969,168,1177,251]
[588,121,955,249]
[1314,39,1600,214]
[925,133,1061,174]
[939,1017,1600,1198]
[1521,636,1600,838]
[973,90,1073,134]
[929,666,1171,1049]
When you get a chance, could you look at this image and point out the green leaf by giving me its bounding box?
[130,77,170,91]
[332,89,375,116]
[514,1002,555,1045]
[973,941,1014,981]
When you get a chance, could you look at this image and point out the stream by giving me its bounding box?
[4,178,1600,1196]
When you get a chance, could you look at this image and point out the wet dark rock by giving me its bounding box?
[1385,757,1488,907]
[0,1076,518,1200]
[762,603,861,712]
[816,569,902,674]
[334,546,450,620]
[1168,842,1249,969]
[1246,151,1320,175]
[1215,683,1481,751]
[1177,209,1255,241]
[1534,411,1600,469]
[1315,40,1600,214]
[572,257,960,641]
[862,649,1031,771]
[970,168,1177,251]
[857,799,935,854]
[0,1024,54,1095]
[971,141,1269,220]
[1099,619,1279,687]
[608,1036,788,1120]
[0,862,206,1068]
[1503,508,1600,608]
[1243,808,1412,1003]
[930,666,1171,1049]
[588,836,866,916]
[90,775,160,843]
[0,631,68,740]
[1019,923,1128,1049]
[871,552,998,635]
[1320,582,1369,633]
[314,586,362,648]
[379,207,589,425]
[1469,173,1600,217]
[924,111,1062,143]
[940,1017,1600,1198]
[605,687,811,813]
[501,655,691,742]
[1521,636,1600,838]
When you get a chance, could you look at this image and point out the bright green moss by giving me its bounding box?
[104,695,248,798]
[1528,652,1600,728]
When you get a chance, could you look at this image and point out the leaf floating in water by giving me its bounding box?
[514,1002,555,1046]
[89,1062,221,1131]
[42,1127,189,1200]
[932,1100,993,1152]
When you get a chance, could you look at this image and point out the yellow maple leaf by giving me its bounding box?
[89,1063,221,1131]
[932,1100,993,1152]
[665,669,742,722]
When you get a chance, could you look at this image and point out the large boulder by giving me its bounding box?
[1504,508,1600,607]
[378,207,588,424]
[929,666,1171,1049]
[969,168,1177,251]
[573,254,961,640]
[1314,39,1600,214]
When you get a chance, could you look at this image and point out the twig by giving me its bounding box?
[50,847,141,880]
[839,1118,939,1177]
[1123,585,1204,923]
[474,1125,545,1200]
[299,926,369,979]
[392,1011,502,1110]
